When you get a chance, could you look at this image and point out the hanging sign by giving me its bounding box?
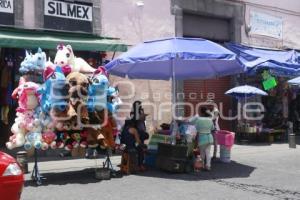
[44,0,93,32]
[249,11,283,39]
[0,0,13,13]
[0,0,14,25]
[44,0,92,21]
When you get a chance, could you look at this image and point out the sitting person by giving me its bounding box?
[120,119,146,171]
[130,101,149,144]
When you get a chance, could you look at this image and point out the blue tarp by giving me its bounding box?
[226,43,300,77]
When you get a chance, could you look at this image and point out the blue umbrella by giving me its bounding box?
[288,77,300,85]
[225,85,268,98]
[105,37,244,80]
[105,37,244,133]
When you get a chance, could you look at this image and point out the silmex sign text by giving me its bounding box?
[44,0,92,22]
[44,0,93,32]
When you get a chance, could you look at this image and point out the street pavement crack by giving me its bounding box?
[213,180,300,200]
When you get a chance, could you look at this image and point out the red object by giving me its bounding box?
[94,66,108,77]
[0,151,24,200]
[215,130,235,147]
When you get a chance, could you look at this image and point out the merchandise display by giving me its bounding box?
[6,45,122,153]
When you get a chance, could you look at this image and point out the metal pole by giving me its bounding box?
[288,121,296,148]
[171,57,177,145]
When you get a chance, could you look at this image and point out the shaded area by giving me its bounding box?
[24,160,255,186]
[25,168,123,187]
[137,160,255,181]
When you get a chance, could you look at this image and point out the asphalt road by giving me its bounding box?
[21,143,300,200]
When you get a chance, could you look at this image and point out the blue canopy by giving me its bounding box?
[105,37,244,80]
[225,85,268,98]
[288,76,300,85]
[226,43,300,77]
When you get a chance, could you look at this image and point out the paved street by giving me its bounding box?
[21,143,300,200]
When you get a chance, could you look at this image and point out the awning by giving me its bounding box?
[226,42,300,77]
[0,27,127,52]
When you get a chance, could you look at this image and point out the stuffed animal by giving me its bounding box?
[24,132,43,150]
[66,72,89,124]
[19,51,34,74]
[39,66,70,115]
[23,116,43,150]
[65,133,80,151]
[87,69,109,112]
[55,132,68,148]
[19,48,46,74]
[34,48,47,72]
[41,131,57,150]
[12,77,40,112]
[107,86,122,114]
[54,44,95,73]
[6,123,27,150]
[6,78,40,149]
[80,131,88,148]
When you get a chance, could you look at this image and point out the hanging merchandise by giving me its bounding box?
[19,48,47,74]
[6,44,123,153]
[54,44,96,73]
[262,70,277,90]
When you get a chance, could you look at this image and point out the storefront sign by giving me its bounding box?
[0,0,13,13]
[44,0,93,32]
[249,11,283,39]
[0,0,14,25]
[44,0,92,21]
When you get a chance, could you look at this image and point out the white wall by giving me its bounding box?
[101,0,175,130]
[241,0,300,13]
[239,0,300,49]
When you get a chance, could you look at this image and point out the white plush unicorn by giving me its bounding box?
[54,44,96,74]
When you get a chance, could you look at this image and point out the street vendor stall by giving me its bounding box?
[5,41,127,185]
[105,37,245,172]
[226,43,300,143]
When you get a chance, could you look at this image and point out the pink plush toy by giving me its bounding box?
[6,78,40,150]
[54,44,95,73]
[11,77,40,112]
[42,131,57,150]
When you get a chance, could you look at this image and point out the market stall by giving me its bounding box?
[226,43,300,143]
[105,37,244,172]
[6,44,126,185]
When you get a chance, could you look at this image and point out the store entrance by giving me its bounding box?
[182,13,234,130]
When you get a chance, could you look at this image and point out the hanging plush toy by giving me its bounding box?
[11,77,40,112]
[79,130,88,148]
[34,48,47,72]
[41,131,57,150]
[39,66,71,115]
[24,132,43,150]
[64,133,80,151]
[19,48,46,74]
[6,78,40,149]
[107,86,122,114]
[6,123,27,150]
[19,51,34,74]
[54,44,95,73]
[66,72,90,124]
[87,68,109,112]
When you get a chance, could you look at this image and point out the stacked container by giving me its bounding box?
[215,130,235,163]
